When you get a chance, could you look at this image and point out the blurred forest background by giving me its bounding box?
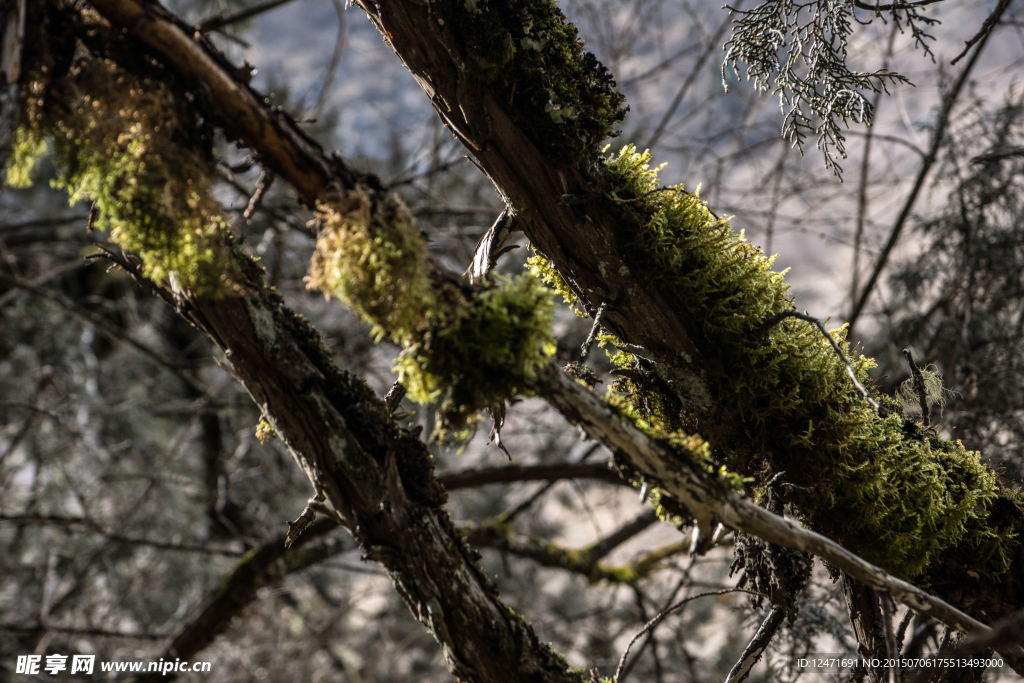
[2,0,1024,680]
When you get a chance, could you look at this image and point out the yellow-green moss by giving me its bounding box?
[431,0,626,161]
[307,196,556,437]
[307,191,436,344]
[255,416,276,443]
[598,145,1015,580]
[8,55,238,293]
[526,249,587,317]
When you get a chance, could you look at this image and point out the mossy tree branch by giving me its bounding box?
[532,364,1024,671]
[465,510,683,585]
[81,0,1024,645]
[90,243,585,683]
[356,0,1024,624]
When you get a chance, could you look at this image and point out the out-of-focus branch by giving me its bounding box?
[0,624,166,640]
[466,510,683,584]
[905,609,1024,683]
[438,462,628,491]
[0,271,205,393]
[127,519,346,683]
[0,514,243,556]
[197,0,299,33]
[847,0,1009,331]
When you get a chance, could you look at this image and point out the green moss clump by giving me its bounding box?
[526,249,587,316]
[402,273,557,428]
[8,54,238,293]
[307,196,556,437]
[432,0,626,161]
[599,145,1015,580]
[307,190,436,343]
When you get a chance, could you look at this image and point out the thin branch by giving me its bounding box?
[847,0,1010,332]
[465,510,677,584]
[437,461,626,491]
[0,514,243,556]
[762,309,880,412]
[617,569,692,682]
[0,624,167,640]
[242,167,275,222]
[0,214,89,232]
[534,364,1023,672]
[895,605,914,652]
[0,270,206,393]
[498,443,603,523]
[308,0,346,121]
[971,147,1024,164]
[879,591,900,683]
[128,520,347,683]
[197,0,299,32]
[903,348,930,427]
[578,302,608,363]
[905,609,1024,683]
[950,0,1012,65]
[615,589,764,682]
[725,606,786,683]
[644,5,740,150]
[852,0,944,10]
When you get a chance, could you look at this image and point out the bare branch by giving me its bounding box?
[197,0,299,33]
[847,0,1010,330]
[437,461,627,491]
[725,607,785,683]
[615,589,764,682]
[950,0,1012,65]
[0,514,243,556]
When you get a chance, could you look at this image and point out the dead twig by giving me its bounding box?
[615,589,765,682]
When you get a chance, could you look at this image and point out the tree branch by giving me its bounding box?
[438,462,628,491]
[127,519,346,683]
[532,364,1024,671]
[847,0,1010,331]
[466,511,682,584]
[197,0,299,33]
[83,0,1024,663]
[90,242,586,682]
[0,514,244,556]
